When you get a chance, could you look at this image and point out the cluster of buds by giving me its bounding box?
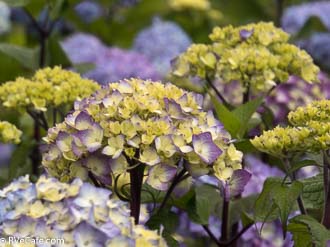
[0,67,100,112]
[252,99,330,156]
[0,175,167,246]
[0,121,22,144]
[42,78,243,190]
[172,22,319,95]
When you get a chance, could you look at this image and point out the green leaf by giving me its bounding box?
[234,139,258,153]
[146,210,179,233]
[0,44,39,70]
[47,38,71,67]
[9,139,34,180]
[195,184,220,225]
[254,178,280,223]
[232,97,263,138]
[146,210,180,247]
[50,0,68,19]
[241,211,255,228]
[186,184,220,225]
[300,174,324,210]
[288,215,330,247]
[162,232,179,247]
[272,180,303,236]
[295,16,328,39]
[2,0,30,7]
[306,152,324,166]
[228,195,257,227]
[211,96,240,137]
[260,104,275,130]
[254,177,303,236]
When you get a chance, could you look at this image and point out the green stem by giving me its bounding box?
[205,76,230,108]
[283,158,307,215]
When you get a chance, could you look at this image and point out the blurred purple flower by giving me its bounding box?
[133,17,192,76]
[266,73,330,124]
[75,1,104,23]
[86,47,160,84]
[298,32,330,71]
[61,33,107,64]
[243,155,284,197]
[0,144,13,167]
[281,1,330,34]
[61,33,160,84]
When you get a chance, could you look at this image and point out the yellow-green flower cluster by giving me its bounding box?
[0,175,167,247]
[168,0,210,11]
[0,121,21,144]
[42,78,242,187]
[251,126,313,157]
[0,66,100,112]
[252,100,330,156]
[172,22,319,94]
[288,100,330,126]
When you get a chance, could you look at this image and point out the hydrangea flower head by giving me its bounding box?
[133,17,192,76]
[42,78,242,189]
[298,33,330,71]
[62,33,160,84]
[0,121,22,144]
[253,100,330,156]
[0,175,167,246]
[281,1,330,34]
[172,22,319,95]
[74,0,104,23]
[0,66,100,112]
[61,33,107,64]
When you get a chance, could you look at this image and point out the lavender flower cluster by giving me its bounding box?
[298,33,330,71]
[0,175,167,246]
[74,0,104,23]
[281,1,330,34]
[61,33,160,84]
[133,17,192,76]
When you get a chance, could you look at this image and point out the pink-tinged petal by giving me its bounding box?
[192,132,222,164]
[228,169,251,199]
[146,164,177,191]
[164,98,185,119]
[74,111,94,130]
[56,131,73,153]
